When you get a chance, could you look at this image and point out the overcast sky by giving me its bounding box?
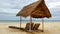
[0,0,60,20]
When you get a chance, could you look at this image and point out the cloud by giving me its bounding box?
[47,2,60,8]
[0,0,37,15]
[0,0,60,20]
[0,8,19,15]
[45,0,60,3]
[0,0,37,9]
[49,7,60,17]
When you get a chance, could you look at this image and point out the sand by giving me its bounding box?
[0,22,60,34]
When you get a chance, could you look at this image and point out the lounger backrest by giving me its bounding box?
[25,23,34,30]
[33,23,40,30]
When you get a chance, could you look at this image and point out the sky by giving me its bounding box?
[0,0,60,20]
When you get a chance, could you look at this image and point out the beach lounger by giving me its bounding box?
[9,23,34,31]
[33,23,40,30]
[9,23,43,32]
[25,23,34,30]
[32,23,43,32]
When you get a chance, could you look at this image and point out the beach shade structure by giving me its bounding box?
[16,0,51,32]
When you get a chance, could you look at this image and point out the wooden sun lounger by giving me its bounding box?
[9,23,43,32]
[9,23,34,32]
[33,23,40,30]
[25,23,34,30]
[32,23,43,32]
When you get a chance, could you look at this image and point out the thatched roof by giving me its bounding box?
[16,1,40,17]
[16,0,51,18]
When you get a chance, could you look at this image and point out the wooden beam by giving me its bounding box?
[42,18,44,32]
[29,16,32,32]
[20,16,22,28]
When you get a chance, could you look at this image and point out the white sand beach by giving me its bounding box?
[0,22,60,34]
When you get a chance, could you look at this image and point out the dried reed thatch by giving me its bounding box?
[16,0,51,18]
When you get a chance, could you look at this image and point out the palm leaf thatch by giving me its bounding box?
[16,0,51,18]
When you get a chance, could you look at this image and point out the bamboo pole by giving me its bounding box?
[42,18,44,32]
[20,16,22,28]
[29,16,32,32]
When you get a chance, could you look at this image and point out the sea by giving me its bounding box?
[0,20,60,23]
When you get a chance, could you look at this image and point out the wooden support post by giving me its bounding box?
[29,16,32,32]
[42,18,44,32]
[20,16,22,28]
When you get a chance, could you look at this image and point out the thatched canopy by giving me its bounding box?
[16,0,51,18]
[16,1,40,17]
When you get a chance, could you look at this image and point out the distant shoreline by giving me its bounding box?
[0,20,60,22]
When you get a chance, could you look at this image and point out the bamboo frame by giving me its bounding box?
[29,16,32,32]
[42,18,44,32]
[19,16,44,32]
[20,16,22,28]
